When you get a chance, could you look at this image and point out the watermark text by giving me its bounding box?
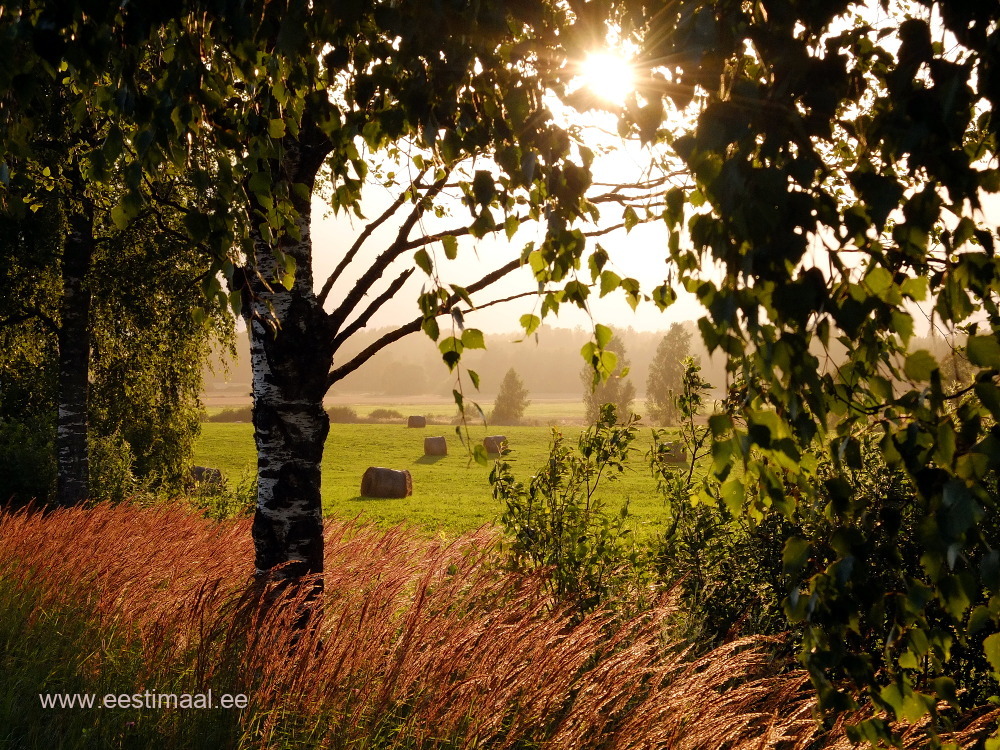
[39,690,247,710]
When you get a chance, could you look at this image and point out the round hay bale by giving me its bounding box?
[189,465,224,486]
[407,415,427,428]
[661,442,688,465]
[424,436,447,456]
[360,467,413,498]
[483,435,508,454]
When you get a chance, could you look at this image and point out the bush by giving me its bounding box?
[188,464,256,521]
[0,418,55,505]
[204,405,253,422]
[89,430,140,503]
[492,404,647,616]
[367,408,405,422]
[326,405,360,424]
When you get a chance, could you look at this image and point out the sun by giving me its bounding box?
[577,50,636,107]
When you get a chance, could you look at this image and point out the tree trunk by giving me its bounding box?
[55,202,93,506]
[245,128,333,582]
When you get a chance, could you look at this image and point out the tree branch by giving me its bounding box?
[317,168,428,308]
[327,257,523,388]
[0,308,59,336]
[331,267,415,354]
[327,168,451,335]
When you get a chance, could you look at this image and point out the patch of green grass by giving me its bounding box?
[193,422,683,535]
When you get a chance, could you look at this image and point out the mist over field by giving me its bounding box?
[204,322,958,405]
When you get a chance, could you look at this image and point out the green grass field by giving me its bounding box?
[193,420,680,536]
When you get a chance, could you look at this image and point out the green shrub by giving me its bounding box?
[0,418,55,505]
[492,404,647,616]
[326,405,360,424]
[367,408,404,421]
[204,405,253,422]
[89,430,140,503]
[188,464,256,521]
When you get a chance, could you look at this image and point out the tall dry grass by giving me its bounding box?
[0,502,993,749]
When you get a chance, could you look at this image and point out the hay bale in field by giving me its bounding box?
[660,442,688,465]
[361,467,413,498]
[189,465,224,486]
[424,436,447,456]
[407,415,426,428]
[483,435,507,454]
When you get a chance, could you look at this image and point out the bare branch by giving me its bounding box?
[582,221,627,238]
[399,224,472,251]
[327,257,522,388]
[317,168,427,308]
[327,168,451,336]
[331,267,415,353]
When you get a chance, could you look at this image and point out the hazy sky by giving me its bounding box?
[307,2,998,342]
[310,111,705,338]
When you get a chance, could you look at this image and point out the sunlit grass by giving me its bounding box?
[193,420,691,536]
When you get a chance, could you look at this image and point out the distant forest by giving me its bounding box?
[205,322,965,404]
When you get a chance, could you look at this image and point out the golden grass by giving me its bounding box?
[0,503,993,748]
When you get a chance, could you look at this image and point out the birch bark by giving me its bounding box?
[245,127,334,581]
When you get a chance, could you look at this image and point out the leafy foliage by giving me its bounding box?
[326,406,361,425]
[492,405,645,615]
[593,0,1000,741]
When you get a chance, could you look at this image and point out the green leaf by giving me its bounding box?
[984,632,1000,675]
[421,316,440,341]
[439,336,463,356]
[967,335,1000,368]
[461,328,486,350]
[721,479,744,515]
[248,171,271,196]
[504,215,519,240]
[595,323,614,350]
[904,350,937,381]
[473,444,489,466]
[442,235,458,260]
[782,536,811,575]
[598,350,618,378]
[865,266,893,299]
[623,205,639,231]
[268,119,286,139]
[902,276,928,301]
[600,270,621,297]
[520,314,541,336]
[472,170,495,206]
[111,203,129,230]
[468,369,480,389]
[414,249,433,275]
[449,284,473,308]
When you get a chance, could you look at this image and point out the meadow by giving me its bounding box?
[193,416,678,535]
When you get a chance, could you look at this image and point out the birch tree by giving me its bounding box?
[0,3,229,503]
[154,2,672,584]
[2,1,673,576]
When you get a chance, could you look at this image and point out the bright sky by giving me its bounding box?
[309,2,997,342]
[310,46,702,338]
